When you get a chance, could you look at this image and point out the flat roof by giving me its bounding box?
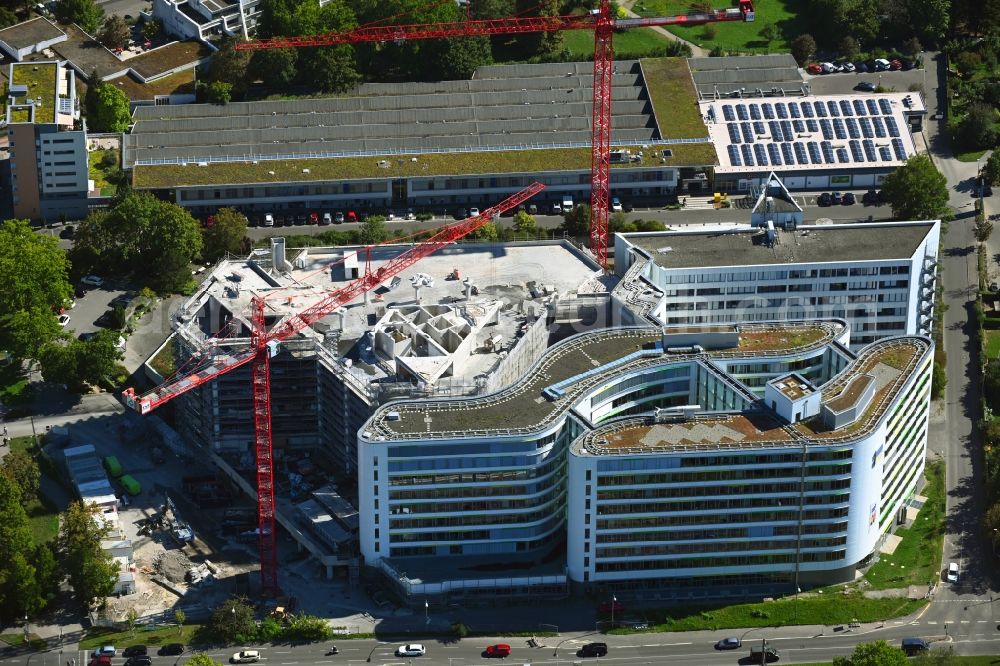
[772,373,813,400]
[363,321,845,440]
[688,54,804,98]
[621,221,937,269]
[701,92,925,174]
[9,61,57,124]
[0,17,64,50]
[126,57,715,184]
[576,336,929,455]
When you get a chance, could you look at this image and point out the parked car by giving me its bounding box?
[346,210,358,222]
[110,292,136,308]
[334,211,345,224]
[81,275,104,287]
[807,63,823,74]
[321,212,332,225]
[60,225,76,239]
[551,202,563,214]
[89,657,112,666]
[991,282,999,293]
[831,191,843,205]
[92,647,117,658]
[158,644,185,656]
[125,657,151,666]
[819,61,836,73]
[889,58,903,70]
[862,189,878,204]
[395,644,426,657]
[901,638,929,656]
[58,313,71,327]
[122,646,147,658]
[309,211,319,224]
[623,200,634,212]
[842,192,856,205]
[818,192,832,207]
[484,644,511,658]
[841,61,856,72]
[387,209,398,220]
[947,562,960,583]
[231,650,260,664]
[263,213,274,227]
[750,645,781,663]
[405,208,416,220]
[294,214,307,226]
[75,286,88,298]
[611,197,622,212]
[715,637,741,650]
[455,208,468,219]
[874,58,891,71]
[855,61,869,73]
[469,207,480,217]
[854,81,877,92]
[78,332,97,342]
[579,643,608,658]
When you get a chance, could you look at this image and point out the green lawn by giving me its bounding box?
[641,57,710,139]
[80,624,204,650]
[955,149,989,163]
[10,436,61,544]
[89,149,121,197]
[148,336,176,379]
[0,633,47,650]
[563,26,675,58]
[630,0,806,53]
[864,460,945,589]
[986,329,1000,359]
[0,364,32,410]
[610,594,925,633]
[803,659,1000,666]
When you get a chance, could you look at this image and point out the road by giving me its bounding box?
[12,623,1000,666]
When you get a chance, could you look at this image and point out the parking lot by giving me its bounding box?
[62,282,131,340]
[805,64,930,96]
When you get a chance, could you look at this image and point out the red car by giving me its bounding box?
[309,211,319,224]
[806,63,823,74]
[485,644,510,658]
[346,210,358,222]
[889,59,902,70]
[598,600,624,614]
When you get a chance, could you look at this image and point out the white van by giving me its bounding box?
[264,213,274,227]
[562,195,574,211]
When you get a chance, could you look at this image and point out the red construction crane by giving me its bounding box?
[122,182,545,595]
[236,0,755,269]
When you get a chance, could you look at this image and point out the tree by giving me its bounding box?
[359,215,388,245]
[32,542,60,609]
[209,597,257,645]
[92,83,131,133]
[84,68,103,118]
[186,655,224,666]
[838,35,860,61]
[202,208,248,262]
[904,36,923,57]
[0,7,18,28]
[1,449,41,503]
[562,203,591,236]
[298,46,361,93]
[832,640,908,666]
[174,609,186,631]
[39,333,122,390]
[251,47,298,88]
[98,15,130,49]
[60,501,118,609]
[433,35,492,80]
[906,0,950,46]
[976,215,994,243]
[200,81,232,105]
[880,154,951,222]
[0,472,38,621]
[956,103,997,152]
[285,613,333,641]
[608,211,636,234]
[141,17,161,40]
[470,221,499,241]
[56,0,104,34]
[0,220,72,361]
[205,38,251,99]
[512,210,536,234]
[984,151,1000,186]
[126,607,139,636]
[70,192,203,293]
[759,23,780,47]
[791,33,817,66]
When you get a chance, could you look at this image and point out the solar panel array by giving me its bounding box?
[714,96,914,171]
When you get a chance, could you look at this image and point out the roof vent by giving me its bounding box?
[386,411,400,421]
[302,168,310,173]
[197,162,207,167]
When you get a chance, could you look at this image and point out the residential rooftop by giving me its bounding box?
[620,221,937,269]
[0,16,64,50]
[9,61,57,124]
[574,336,929,455]
[362,321,846,440]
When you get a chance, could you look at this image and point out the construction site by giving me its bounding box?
[140,235,608,591]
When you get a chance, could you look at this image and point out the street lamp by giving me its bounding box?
[424,600,429,625]
[610,594,617,628]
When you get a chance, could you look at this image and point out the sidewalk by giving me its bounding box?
[619,0,706,57]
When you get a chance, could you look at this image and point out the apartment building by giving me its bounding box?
[613,218,940,349]
[6,61,88,221]
[359,320,933,601]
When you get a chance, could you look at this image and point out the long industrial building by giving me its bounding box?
[123,56,928,218]
[359,320,932,600]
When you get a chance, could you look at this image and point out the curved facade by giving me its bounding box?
[358,321,932,599]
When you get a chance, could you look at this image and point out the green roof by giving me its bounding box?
[639,57,708,141]
[132,142,718,189]
[10,63,57,125]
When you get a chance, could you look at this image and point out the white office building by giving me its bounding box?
[613,217,940,349]
[359,320,933,601]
